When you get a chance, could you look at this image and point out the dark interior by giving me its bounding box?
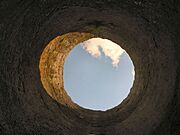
[0,0,180,134]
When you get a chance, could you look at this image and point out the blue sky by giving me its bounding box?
[64,38,134,111]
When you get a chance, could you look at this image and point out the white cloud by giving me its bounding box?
[132,69,135,79]
[82,38,125,67]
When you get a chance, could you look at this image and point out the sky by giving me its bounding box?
[64,38,135,111]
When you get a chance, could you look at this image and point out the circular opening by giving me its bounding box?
[39,32,135,111]
[64,38,135,111]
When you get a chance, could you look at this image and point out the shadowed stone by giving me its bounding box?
[0,0,180,135]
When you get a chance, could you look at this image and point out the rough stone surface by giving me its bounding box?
[0,0,180,135]
[39,32,94,108]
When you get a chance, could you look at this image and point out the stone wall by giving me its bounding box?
[0,0,180,134]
